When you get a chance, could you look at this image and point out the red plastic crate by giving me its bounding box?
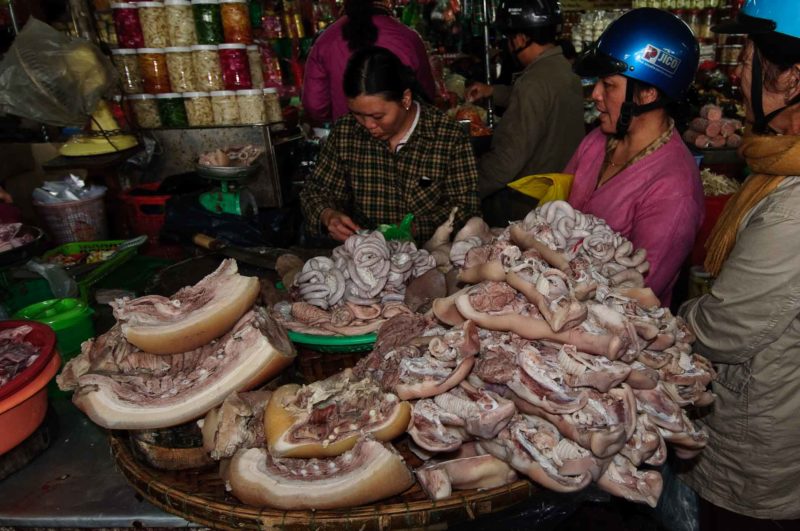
[120,183,170,242]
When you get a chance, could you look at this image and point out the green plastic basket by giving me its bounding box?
[287,330,377,354]
[42,240,139,303]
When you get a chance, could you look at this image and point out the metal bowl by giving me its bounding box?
[195,160,262,182]
[0,225,46,268]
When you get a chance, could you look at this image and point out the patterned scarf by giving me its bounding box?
[704,133,800,276]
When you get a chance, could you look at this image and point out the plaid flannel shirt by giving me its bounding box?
[300,103,480,243]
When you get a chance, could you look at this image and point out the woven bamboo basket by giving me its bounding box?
[110,431,539,530]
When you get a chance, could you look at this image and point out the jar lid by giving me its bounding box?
[165,46,193,52]
[218,43,246,50]
[111,2,138,8]
[155,93,183,98]
[246,44,259,51]
[126,94,157,100]
[137,47,167,53]
[263,87,278,94]
[236,89,262,96]
[191,44,219,51]
[210,90,236,96]
[164,0,191,4]
[137,1,164,7]
[14,298,93,330]
[111,48,138,55]
[183,91,211,97]
[219,0,247,3]
[191,0,219,4]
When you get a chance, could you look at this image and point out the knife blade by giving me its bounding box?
[192,233,288,270]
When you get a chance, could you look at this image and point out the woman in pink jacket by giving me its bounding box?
[302,0,436,126]
[567,9,705,307]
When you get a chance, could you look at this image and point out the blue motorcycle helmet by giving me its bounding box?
[573,8,699,137]
[713,0,800,133]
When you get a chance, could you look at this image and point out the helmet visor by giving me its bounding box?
[573,44,628,78]
[713,12,777,35]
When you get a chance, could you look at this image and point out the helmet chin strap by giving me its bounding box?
[751,50,800,134]
[614,78,670,138]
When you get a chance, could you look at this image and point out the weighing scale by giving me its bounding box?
[195,162,260,217]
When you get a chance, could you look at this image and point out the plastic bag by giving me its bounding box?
[377,213,415,242]
[0,18,116,127]
[507,173,574,205]
[25,259,79,299]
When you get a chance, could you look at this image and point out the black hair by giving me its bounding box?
[342,0,386,51]
[343,46,430,103]
[557,39,577,61]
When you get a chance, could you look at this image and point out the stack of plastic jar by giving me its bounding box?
[156,93,189,127]
[164,0,198,46]
[183,92,215,126]
[112,3,145,48]
[165,46,196,92]
[236,89,265,124]
[128,93,162,128]
[218,43,252,90]
[137,1,168,47]
[263,87,283,124]
[138,48,172,93]
[246,44,264,89]
[111,48,143,94]
[219,0,252,44]
[191,44,223,91]
[192,0,224,44]
[210,90,239,124]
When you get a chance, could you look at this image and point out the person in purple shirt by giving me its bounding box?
[301,0,436,126]
[567,9,705,307]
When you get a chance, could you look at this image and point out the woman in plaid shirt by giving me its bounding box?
[301,47,480,243]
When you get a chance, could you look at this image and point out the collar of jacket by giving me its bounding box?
[513,45,565,81]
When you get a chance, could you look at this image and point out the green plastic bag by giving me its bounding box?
[507,173,574,205]
[377,213,415,242]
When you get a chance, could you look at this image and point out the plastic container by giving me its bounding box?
[120,182,172,243]
[236,89,264,124]
[128,93,162,127]
[33,193,109,245]
[183,91,214,126]
[0,321,57,403]
[286,330,377,354]
[41,240,140,303]
[263,87,282,124]
[112,2,145,48]
[262,4,282,38]
[110,48,143,94]
[261,44,283,87]
[137,1,169,47]
[165,46,196,92]
[210,90,239,124]
[191,44,223,91]
[246,44,264,89]
[192,0,224,44]
[218,43,251,90]
[164,0,197,45]
[156,93,189,127]
[137,47,171,93]
[13,299,95,361]
[219,0,252,44]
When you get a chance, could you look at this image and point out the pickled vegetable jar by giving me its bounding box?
[210,90,239,125]
[191,44,223,91]
[137,48,172,93]
[156,93,189,127]
[111,3,145,48]
[165,46,196,92]
[236,89,265,124]
[111,48,143,94]
[164,0,197,46]
[246,44,264,89]
[128,93,162,128]
[137,1,169,47]
[218,43,252,90]
[184,91,214,126]
[220,0,252,44]
[192,0,224,44]
[263,87,283,124]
